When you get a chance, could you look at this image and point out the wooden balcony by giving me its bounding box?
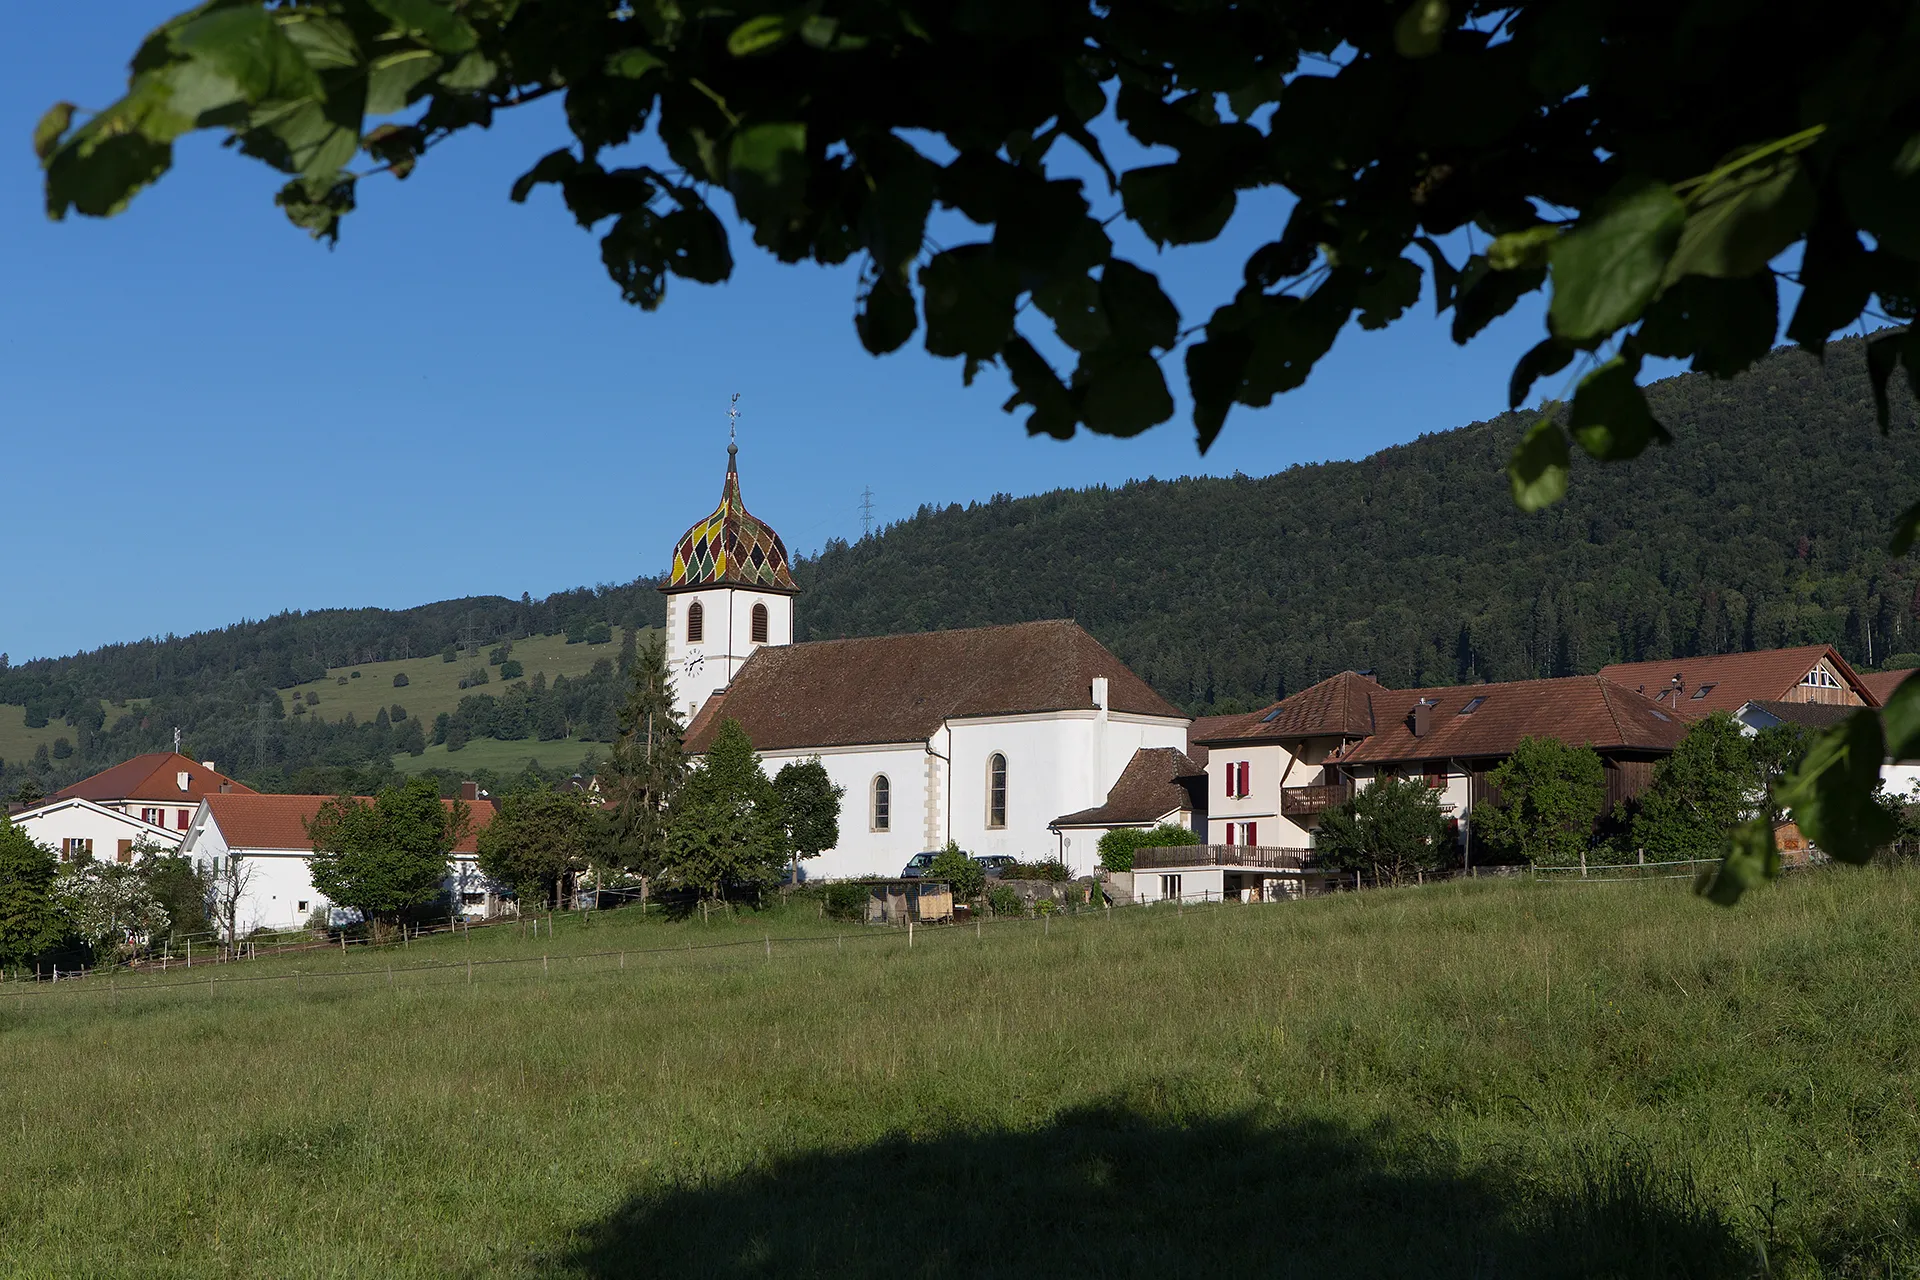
[1132,844,1315,871]
[1280,783,1352,818]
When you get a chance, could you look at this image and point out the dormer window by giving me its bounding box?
[176,771,190,791]
[1458,696,1486,715]
[1690,683,1715,700]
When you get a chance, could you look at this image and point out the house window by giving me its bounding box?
[1225,761,1251,798]
[1160,874,1182,901]
[62,838,93,863]
[1425,766,1447,790]
[1242,821,1257,846]
[872,775,891,832]
[141,807,164,826]
[1801,668,1840,689]
[1690,683,1716,700]
[1458,696,1486,715]
[751,603,769,644]
[297,900,309,913]
[117,839,133,863]
[986,753,1008,828]
[462,892,485,906]
[686,600,704,644]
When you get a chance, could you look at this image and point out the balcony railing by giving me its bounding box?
[1132,844,1316,871]
[1280,783,1352,817]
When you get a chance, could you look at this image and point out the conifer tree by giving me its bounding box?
[601,633,685,877]
[661,719,786,903]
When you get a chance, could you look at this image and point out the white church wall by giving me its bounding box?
[664,586,794,720]
[758,742,933,881]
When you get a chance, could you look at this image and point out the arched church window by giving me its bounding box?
[686,600,704,644]
[872,775,890,832]
[751,602,769,644]
[987,753,1007,828]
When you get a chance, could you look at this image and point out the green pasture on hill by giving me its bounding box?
[0,699,122,770]
[4,870,1918,1277]
[388,733,602,777]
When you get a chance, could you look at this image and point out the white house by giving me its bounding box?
[180,787,500,935]
[662,443,1193,881]
[50,751,256,835]
[5,796,183,864]
[1048,745,1206,868]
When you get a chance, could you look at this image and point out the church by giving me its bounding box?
[661,442,1195,880]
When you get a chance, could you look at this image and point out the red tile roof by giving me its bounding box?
[1860,668,1916,704]
[1183,712,1265,766]
[1599,646,1874,718]
[1336,676,1688,765]
[56,753,256,805]
[1052,747,1205,827]
[1193,671,1389,745]
[202,792,496,854]
[684,621,1184,753]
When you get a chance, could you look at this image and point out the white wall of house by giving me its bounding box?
[7,798,182,864]
[1129,866,1225,904]
[1051,808,1188,875]
[1206,737,1355,848]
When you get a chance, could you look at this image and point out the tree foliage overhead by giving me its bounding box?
[40,1,1920,473]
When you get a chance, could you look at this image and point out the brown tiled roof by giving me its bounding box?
[56,753,256,805]
[1599,645,1874,717]
[683,621,1185,753]
[1194,671,1388,745]
[1743,700,1860,730]
[1860,668,1917,704]
[1336,676,1687,765]
[203,793,496,854]
[1052,747,1204,827]
[1183,712,1264,766]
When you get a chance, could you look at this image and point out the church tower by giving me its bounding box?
[660,436,797,721]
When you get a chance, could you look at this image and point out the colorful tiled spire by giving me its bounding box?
[666,443,797,592]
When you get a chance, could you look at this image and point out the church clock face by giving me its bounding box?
[681,653,705,677]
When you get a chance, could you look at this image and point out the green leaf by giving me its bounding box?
[1508,338,1574,409]
[366,49,441,115]
[1507,418,1570,511]
[1394,0,1448,57]
[1866,327,1909,433]
[510,149,577,203]
[44,130,173,220]
[726,122,808,219]
[437,50,497,92]
[1002,336,1078,440]
[171,8,321,106]
[855,269,917,354]
[1786,224,1873,353]
[1881,660,1920,758]
[1569,355,1668,461]
[1411,236,1458,314]
[1775,710,1895,866]
[1487,225,1558,271]
[1355,257,1423,330]
[1667,155,1814,282]
[34,103,75,162]
[919,246,1017,360]
[1694,818,1779,907]
[1548,178,1684,345]
[1121,163,1235,247]
[606,47,665,80]
[365,0,477,54]
[279,14,360,72]
[274,172,355,243]
[1032,275,1110,353]
[727,14,791,57]
[1451,258,1544,343]
[1077,351,1174,437]
[1185,327,1252,453]
[1100,260,1179,351]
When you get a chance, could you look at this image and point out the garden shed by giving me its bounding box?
[863,879,953,925]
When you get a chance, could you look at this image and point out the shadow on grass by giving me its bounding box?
[549,1086,1750,1279]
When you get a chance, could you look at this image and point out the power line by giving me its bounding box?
[860,487,875,540]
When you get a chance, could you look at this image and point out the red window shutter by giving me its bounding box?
[178,809,190,830]
[1225,823,1235,846]
[1237,762,1250,797]
[1246,822,1257,846]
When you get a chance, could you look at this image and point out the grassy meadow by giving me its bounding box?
[3,869,1918,1278]
[0,699,120,768]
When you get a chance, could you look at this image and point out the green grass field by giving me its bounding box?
[3,869,1917,1278]
[0,699,121,769]
[391,733,604,776]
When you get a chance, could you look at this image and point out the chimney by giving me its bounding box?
[200,761,216,772]
[219,782,232,794]
[1092,676,1110,711]
[1411,699,1435,738]
[460,781,479,802]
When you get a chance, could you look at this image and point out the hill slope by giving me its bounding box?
[4,337,1917,796]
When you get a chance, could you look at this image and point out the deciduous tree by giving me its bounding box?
[771,757,843,877]
[476,788,596,909]
[1473,737,1607,867]
[661,719,785,902]
[1632,713,1760,861]
[1315,776,1451,886]
[306,777,468,928]
[0,818,62,971]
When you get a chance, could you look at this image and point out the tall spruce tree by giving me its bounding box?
[601,633,685,877]
[661,719,786,903]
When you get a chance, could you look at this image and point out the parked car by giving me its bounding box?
[972,855,1018,879]
[900,852,941,878]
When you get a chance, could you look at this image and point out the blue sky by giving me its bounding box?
[5,4,1569,664]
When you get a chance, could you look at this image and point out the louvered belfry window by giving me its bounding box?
[687,600,704,644]
[751,603,769,644]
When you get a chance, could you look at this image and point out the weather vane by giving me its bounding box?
[728,392,740,451]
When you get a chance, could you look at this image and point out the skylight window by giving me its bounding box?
[1649,709,1671,722]
[1690,683,1715,700]
[1262,707,1285,722]
[1458,696,1486,715]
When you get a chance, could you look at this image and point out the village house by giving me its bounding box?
[666,444,1192,879]
[1047,745,1208,867]
[5,795,184,864]
[179,784,499,935]
[1600,644,1878,718]
[48,751,256,834]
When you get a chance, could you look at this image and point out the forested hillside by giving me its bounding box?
[797,337,1920,708]
[4,337,1917,800]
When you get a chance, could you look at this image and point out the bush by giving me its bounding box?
[1098,823,1199,873]
[390,704,407,722]
[488,644,513,666]
[393,672,409,687]
[305,692,320,706]
[988,885,1023,917]
[1882,653,1920,671]
[586,621,613,645]
[823,882,867,921]
[928,841,984,900]
[292,701,306,716]
[350,671,361,679]
[51,738,73,760]
[1004,859,1070,882]
[446,725,470,752]
[442,645,458,663]
[336,676,349,686]
[500,659,524,680]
